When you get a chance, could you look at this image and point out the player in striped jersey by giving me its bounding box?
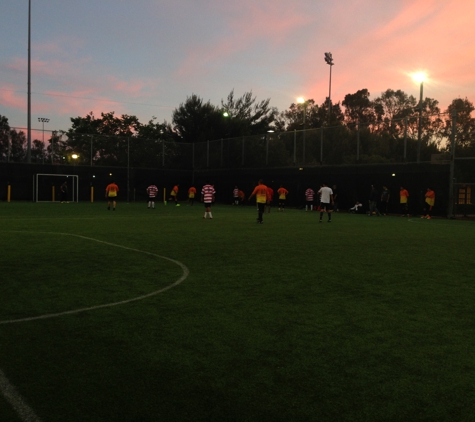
[146,184,158,209]
[305,187,315,211]
[201,181,216,219]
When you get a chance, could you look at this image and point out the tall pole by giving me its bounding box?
[27,0,32,163]
[324,52,334,125]
[448,111,457,219]
[328,64,332,123]
[417,81,423,163]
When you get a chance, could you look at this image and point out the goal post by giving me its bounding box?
[34,174,79,203]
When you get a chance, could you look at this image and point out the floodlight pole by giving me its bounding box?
[324,52,334,124]
[417,81,423,163]
[27,0,32,163]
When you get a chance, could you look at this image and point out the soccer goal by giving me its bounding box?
[34,174,79,202]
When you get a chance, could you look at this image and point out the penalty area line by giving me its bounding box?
[0,368,42,422]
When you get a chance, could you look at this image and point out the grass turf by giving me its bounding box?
[0,201,474,421]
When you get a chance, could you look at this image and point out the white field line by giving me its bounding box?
[0,368,42,422]
[0,232,189,324]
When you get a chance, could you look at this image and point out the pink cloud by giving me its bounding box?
[0,85,26,110]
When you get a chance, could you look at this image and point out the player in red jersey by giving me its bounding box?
[105,181,119,211]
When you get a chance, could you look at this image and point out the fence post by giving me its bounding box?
[448,111,457,218]
[266,134,269,166]
[127,137,130,203]
[220,138,223,167]
[293,129,296,164]
[404,117,408,161]
[162,140,165,167]
[356,121,360,162]
[90,135,93,166]
[242,137,245,166]
[320,128,324,163]
[207,140,209,168]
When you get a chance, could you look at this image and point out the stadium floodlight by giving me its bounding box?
[324,52,334,124]
[38,117,50,163]
[324,52,334,66]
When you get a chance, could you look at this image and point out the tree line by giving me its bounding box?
[1,88,474,166]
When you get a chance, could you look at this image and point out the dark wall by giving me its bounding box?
[1,162,451,216]
[195,163,450,216]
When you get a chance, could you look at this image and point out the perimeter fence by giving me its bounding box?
[5,112,472,170]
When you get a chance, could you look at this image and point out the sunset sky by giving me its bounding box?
[1,0,475,137]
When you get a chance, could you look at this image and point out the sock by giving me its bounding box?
[209,212,213,218]
[152,201,155,208]
[204,212,207,218]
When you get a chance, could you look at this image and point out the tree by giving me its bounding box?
[64,111,142,165]
[342,89,379,128]
[172,94,222,143]
[442,98,475,155]
[275,99,321,132]
[220,90,277,136]
[0,115,11,161]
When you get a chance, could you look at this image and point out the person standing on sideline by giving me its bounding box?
[380,185,390,215]
[248,179,270,224]
[277,185,289,211]
[305,187,315,211]
[146,184,158,209]
[188,186,197,205]
[105,181,119,211]
[400,186,410,217]
[60,180,69,203]
[421,188,435,219]
[368,185,381,216]
[233,186,240,205]
[318,183,334,222]
[169,184,179,206]
[265,185,274,213]
[201,181,216,219]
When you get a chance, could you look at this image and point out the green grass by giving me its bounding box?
[1,201,474,422]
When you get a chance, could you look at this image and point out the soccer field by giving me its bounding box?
[1,202,474,422]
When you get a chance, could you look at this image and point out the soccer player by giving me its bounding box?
[421,188,435,219]
[305,187,315,211]
[233,186,239,205]
[188,186,197,205]
[146,184,158,209]
[201,181,216,219]
[60,180,69,203]
[105,181,119,211]
[169,184,179,206]
[318,183,334,222]
[380,185,390,215]
[266,185,274,213]
[400,186,409,217]
[248,179,270,224]
[368,185,382,216]
[277,185,289,211]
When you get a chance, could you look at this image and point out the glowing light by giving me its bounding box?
[297,97,305,104]
[412,72,427,84]
[72,154,79,159]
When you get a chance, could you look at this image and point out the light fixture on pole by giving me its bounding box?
[324,52,334,124]
[412,72,426,163]
[38,117,50,163]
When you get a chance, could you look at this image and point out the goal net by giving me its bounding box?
[34,174,79,202]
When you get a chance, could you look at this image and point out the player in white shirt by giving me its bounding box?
[317,183,334,223]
